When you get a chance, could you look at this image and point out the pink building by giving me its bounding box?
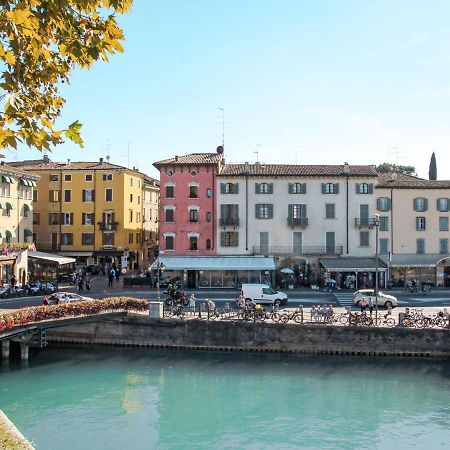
[153,150,224,257]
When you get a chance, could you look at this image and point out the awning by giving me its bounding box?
[23,229,33,237]
[28,251,76,265]
[5,202,14,210]
[23,203,31,212]
[1,175,14,183]
[320,257,387,272]
[382,254,445,268]
[153,255,275,271]
[20,179,30,186]
[4,230,16,239]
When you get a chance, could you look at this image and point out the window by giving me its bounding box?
[102,233,114,245]
[325,204,335,219]
[191,170,197,176]
[23,204,29,218]
[379,216,389,231]
[189,185,198,198]
[136,233,141,244]
[82,189,95,202]
[103,174,113,181]
[167,170,173,177]
[206,239,211,250]
[82,213,95,225]
[105,188,113,202]
[322,183,339,194]
[289,183,306,194]
[85,174,93,182]
[206,188,212,198]
[221,231,239,247]
[138,196,140,205]
[64,174,72,182]
[380,238,389,254]
[165,209,174,222]
[136,211,141,223]
[325,232,335,253]
[61,233,73,245]
[189,236,198,250]
[256,182,272,194]
[128,233,134,244]
[439,217,449,231]
[33,190,38,202]
[138,180,141,188]
[165,185,174,198]
[440,239,448,254]
[33,212,40,225]
[222,183,238,194]
[1,182,10,197]
[256,203,273,219]
[64,189,71,202]
[206,211,212,222]
[377,197,391,211]
[165,236,174,250]
[414,197,428,212]
[129,210,133,223]
[62,212,73,225]
[360,231,369,247]
[416,217,426,231]
[130,193,133,203]
[189,209,199,223]
[49,190,60,202]
[292,204,306,218]
[49,174,59,182]
[130,177,133,187]
[416,238,425,254]
[49,212,59,225]
[356,183,373,194]
[437,198,449,212]
[82,233,94,245]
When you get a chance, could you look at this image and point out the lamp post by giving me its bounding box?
[373,214,380,322]
[156,261,165,302]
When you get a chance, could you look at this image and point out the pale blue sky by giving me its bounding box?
[8,0,450,179]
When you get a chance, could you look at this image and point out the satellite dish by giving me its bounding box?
[216,146,224,154]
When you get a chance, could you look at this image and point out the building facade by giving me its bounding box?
[142,175,160,266]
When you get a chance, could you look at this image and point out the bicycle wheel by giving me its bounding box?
[339,315,349,325]
[385,317,395,328]
[280,314,290,324]
[293,313,303,324]
[163,309,172,318]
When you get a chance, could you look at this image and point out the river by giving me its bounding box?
[1,347,450,449]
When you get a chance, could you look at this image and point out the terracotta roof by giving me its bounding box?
[218,163,378,177]
[144,175,160,187]
[0,163,39,180]
[376,172,450,189]
[153,153,222,167]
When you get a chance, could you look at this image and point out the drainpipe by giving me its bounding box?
[212,166,215,251]
[94,169,97,264]
[346,175,349,254]
[245,174,249,251]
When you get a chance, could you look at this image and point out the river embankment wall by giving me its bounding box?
[0,410,34,450]
[46,314,450,358]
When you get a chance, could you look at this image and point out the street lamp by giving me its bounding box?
[156,261,165,301]
[373,214,380,322]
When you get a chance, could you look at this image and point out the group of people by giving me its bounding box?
[106,265,121,288]
[311,305,334,322]
[73,268,91,293]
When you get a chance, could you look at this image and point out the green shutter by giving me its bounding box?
[368,183,374,194]
[255,183,259,194]
[301,183,307,194]
[334,183,339,194]
[356,183,360,194]
[301,204,307,217]
[233,205,239,218]
[321,183,326,194]
[424,198,428,211]
[413,198,418,211]
[234,232,239,247]
[376,198,381,210]
[437,199,441,211]
[234,183,239,194]
[268,204,273,219]
[288,183,293,194]
[220,204,225,220]
[220,183,225,194]
[220,232,225,246]
[288,204,293,218]
[268,183,273,194]
[387,198,392,211]
[255,204,259,219]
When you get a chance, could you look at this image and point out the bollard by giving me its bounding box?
[387,306,392,316]
[398,312,405,327]
[198,304,202,319]
[225,302,230,310]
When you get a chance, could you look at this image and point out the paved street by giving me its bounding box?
[1,275,450,311]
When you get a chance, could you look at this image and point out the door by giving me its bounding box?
[293,232,303,254]
[325,232,335,254]
[51,233,58,251]
[187,270,197,288]
[360,204,369,226]
[260,232,269,255]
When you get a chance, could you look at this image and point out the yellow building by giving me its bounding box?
[11,156,149,270]
[0,161,39,283]
[142,175,160,266]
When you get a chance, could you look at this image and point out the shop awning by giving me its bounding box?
[153,256,275,271]
[23,229,33,237]
[383,254,445,268]
[20,179,31,186]
[1,175,14,183]
[28,251,76,265]
[5,202,14,210]
[320,257,387,272]
[23,203,31,213]
[4,230,15,239]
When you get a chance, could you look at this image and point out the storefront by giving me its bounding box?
[319,257,387,289]
[152,256,275,289]
[28,251,76,282]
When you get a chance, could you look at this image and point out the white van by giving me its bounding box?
[241,284,288,306]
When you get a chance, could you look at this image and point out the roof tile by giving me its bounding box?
[153,153,222,167]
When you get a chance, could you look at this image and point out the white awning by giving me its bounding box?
[153,255,275,271]
[382,254,445,268]
[28,251,76,266]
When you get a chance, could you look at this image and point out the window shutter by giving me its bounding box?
[268,183,274,194]
[233,205,239,218]
[376,198,381,210]
[356,183,360,194]
[288,204,293,218]
[220,204,225,219]
[111,212,115,223]
[255,183,259,194]
[368,183,374,194]
[437,199,442,211]
[288,183,293,194]
[301,183,307,194]
[220,232,225,246]
[301,204,307,217]
[92,190,95,202]
[424,198,428,211]
[234,232,239,247]
[334,183,339,194]
[82,214,85,225]
[387,198,392,211]
[92,213,95,224]
[255,204,259,219]
[416,217,420,230]
[48,213,52,225]
[321,183,326,194]
[70,213,74,225]
[82,190,86,202]
[234,183,239,194]
[268,204,274,219]
[413,198,418,211]
[220,183,225,194]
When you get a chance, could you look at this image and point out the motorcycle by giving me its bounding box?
[164,288,189,306]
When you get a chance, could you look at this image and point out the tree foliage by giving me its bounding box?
[0,0,132,151]
[428,152,437,180]
[376,162,416,175]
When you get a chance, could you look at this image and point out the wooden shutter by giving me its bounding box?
[355,183,360,194]
[233,205,239,219]
[70,213,74,225]
[387,199,392,211]
[268,183,274,194]
[220,183,225,194]
[255,183,260,194]
[268,204,274,219]
[416,217,420,230]
[220,204,225,220]
[413,198,418,211]
[82,213,86,225]
[288,204,293,218]
[82,190,86,202]
[255,204,259,219]
[368,183,374,194]
[321,183,326,194]
[234,183,239,194]
[376,198,381,210]
[92,190,95,202]
[288,183,293,194]
[334,183,339,194]
[301,183,307,194]
[301,204,307,217]
[424,198,428,211]
[220,232,225,246]
[48,212,52,225]
[234,232,239,247]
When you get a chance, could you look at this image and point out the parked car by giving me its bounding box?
[43,292,94,305]
[352,289,397,308]
[240,284,288,306]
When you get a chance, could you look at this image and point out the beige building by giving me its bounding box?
[0,161,39,283]
[142,175,160,266]
[376,173,450,287]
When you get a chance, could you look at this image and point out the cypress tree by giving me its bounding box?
[429,152,437,180]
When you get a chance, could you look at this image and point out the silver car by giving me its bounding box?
[352,289,397,308]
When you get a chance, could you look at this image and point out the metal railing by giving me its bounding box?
[219,217,240,226]
[287,217,308,228]
[252,245,343,255]
[354,217,376,228]
[98,222,118,232]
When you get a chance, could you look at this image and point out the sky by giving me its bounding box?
[7,0,450,179]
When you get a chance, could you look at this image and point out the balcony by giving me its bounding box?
[287,217,308,228]
[253,245,343,256]
[98,222,118,232]
[219,217,240,227]
[354,217,376,228]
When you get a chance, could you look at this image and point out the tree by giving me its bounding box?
[0,0,132,151]
[376,163,416,175]
[429,152,437,180]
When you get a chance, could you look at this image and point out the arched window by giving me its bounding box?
[206,212,212,222]
[260,183,269,194]
[206,239,211,250]
[359,183,369,194]
[325,183,335,194]
[292,183,302,194]
[225,183,234,194]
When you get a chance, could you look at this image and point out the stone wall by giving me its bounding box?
[46,314,450,358]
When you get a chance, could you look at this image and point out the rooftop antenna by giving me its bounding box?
[122,142,131,168]
[105,138,112,162]
[255,144,261,163]
[387,142,401,164]
[217,107,225,149]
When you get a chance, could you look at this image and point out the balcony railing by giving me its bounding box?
[354,217,376,228]
[219,217,240,227]
[287,217,308,228]
[98,222,118,232]
[253,245,343,256]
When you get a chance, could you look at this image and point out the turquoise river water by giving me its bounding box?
[1,347,450,449]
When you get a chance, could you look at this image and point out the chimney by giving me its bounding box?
[175,155,179,162]
[43,154,49,163]
[343,162,350,173]
[0,161,4,166]
[67,158,71,165]
[100,157,104,163]
[244,162,250,173]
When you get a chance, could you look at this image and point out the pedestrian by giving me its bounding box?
[85,277,91,291]
[10,274,16,287]
[108,268,115,288]
[115,268,120,282]
[189,294,196,310]
[368,297,374,315]
[360,298,368,313]
[101,265,106,276]
[78,278,84,293]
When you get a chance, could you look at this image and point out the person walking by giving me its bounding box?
[78,277,84,293]
[85,277,91,291]
[115,268,120,282]
[368,297,374,315]
[108,268,115,288]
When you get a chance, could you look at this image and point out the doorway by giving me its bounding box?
[187,270,197,288]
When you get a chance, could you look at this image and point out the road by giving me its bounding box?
[2,278,450,311]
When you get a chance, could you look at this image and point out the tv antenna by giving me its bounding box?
[217,107,225,149]
[255,144,261,163]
